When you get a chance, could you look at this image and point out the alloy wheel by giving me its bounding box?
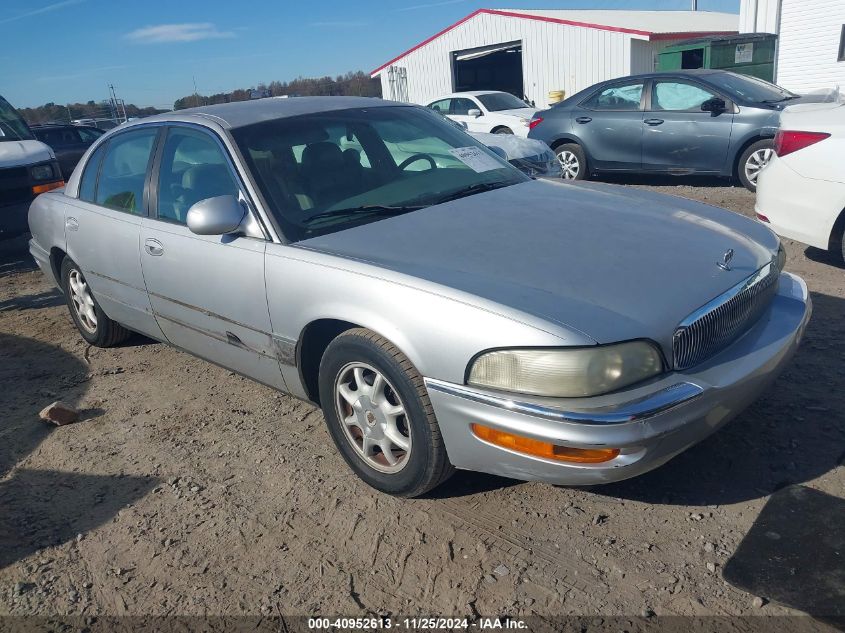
[744,148,774,186]
[557,150,581,179]
[334,362,412,473]
[68,269,97,333]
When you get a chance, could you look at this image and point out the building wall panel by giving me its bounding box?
[777,0,845,92]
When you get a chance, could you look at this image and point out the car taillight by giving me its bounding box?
[774,130,831,157]
[528,117,543,130]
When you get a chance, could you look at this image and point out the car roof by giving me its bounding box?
[431,91,506,100]
[133,96,403,130]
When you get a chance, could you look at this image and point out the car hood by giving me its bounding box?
[298,180,779,353]
[493,107,537,119]
[0,139,54,168]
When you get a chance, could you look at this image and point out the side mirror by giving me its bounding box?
[186,195,246,236]
[701,97,727,114]
[467,108,482,118]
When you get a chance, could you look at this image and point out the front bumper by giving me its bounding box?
[0,200,33,238]
[425,272,811,485]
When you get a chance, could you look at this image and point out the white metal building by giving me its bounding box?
[740,0,845,92]
[372,9,738,107]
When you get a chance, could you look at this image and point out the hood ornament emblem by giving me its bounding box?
[717,248,734,271]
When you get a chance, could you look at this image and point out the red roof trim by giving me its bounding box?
[370,8,737,76]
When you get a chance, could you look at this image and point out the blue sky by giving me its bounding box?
[2,0,739,110]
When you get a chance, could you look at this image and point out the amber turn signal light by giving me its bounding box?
[471,423,620,464]
[32,181,64,195]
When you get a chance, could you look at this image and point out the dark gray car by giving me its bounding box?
[31,124,104,179]
[528,70,822,191]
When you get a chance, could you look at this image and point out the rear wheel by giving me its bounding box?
[555,143,588,180]
[61,257,130,347]
[493,126,513,135]
[738,139,774,192]
[318,328,453,497]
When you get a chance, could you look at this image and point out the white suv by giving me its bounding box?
[0,95,63,238]
[426,91,537,137]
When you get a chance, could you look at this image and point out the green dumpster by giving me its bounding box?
[658,33,777,82]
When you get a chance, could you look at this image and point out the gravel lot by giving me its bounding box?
[1,180,843,623]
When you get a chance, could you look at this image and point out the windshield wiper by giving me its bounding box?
[304,204,425,225]
[763,95,799,103]
[430,181,511,205]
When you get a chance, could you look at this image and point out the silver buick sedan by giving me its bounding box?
[28,97,811,497]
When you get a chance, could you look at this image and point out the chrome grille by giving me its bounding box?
[673,262,780,370]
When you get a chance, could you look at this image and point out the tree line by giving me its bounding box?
[20,101,165,125]
[173,71,381,110]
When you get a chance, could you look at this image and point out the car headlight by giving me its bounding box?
[30,163,55,181]
[467,341,664,398]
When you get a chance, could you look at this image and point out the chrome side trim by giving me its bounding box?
[423,379,704,426]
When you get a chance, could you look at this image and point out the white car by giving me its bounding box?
[756,101,845,260]
[426,91,537,137]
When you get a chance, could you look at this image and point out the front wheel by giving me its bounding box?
[738,139,774,192]
[555,143,589,180]
[61,257,130,347]
[318,328,453,497]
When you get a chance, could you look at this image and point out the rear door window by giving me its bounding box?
[582,83,644,111]
[78,143,106,202]
[427,99,451,114]
[95,128,158,214]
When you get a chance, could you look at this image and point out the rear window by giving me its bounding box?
[476,93,530,111]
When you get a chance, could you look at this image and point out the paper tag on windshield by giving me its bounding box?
[448,147,502,173]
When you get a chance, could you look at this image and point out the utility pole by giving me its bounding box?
[691,0,698,9]
[193,76,200,107]
[66,104,72,123]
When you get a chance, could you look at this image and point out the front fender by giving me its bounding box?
[264,244,588,398]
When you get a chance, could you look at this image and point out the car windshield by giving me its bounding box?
[476,92,531,111]
[232,105,527,241]
[0,95,34,142]
[706,72,797,103]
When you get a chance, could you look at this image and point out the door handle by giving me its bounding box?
[144,238,164,256]
[66,217,79,232]
[575,117,592,124]
[644,118,665,126]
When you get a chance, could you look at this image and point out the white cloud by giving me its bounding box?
[392,0,466,12]
[0,0,85,25]
[125,23,235,44]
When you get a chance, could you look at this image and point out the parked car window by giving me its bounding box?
[0,95,34,141]
[78,143,107,203]
[651,82,716,111]
[232,106,526,242]
[476,92,530,111]
[77,127,104,143]
[35,127,82,147]
[95,128,157,214]
[450,98,477,115]
[157,127,239,225]
[582,83,644,111]
[427,99,451,114]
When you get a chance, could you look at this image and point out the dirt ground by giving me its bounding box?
[1,179,843,624]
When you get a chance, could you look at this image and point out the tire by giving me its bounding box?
[493,126,513,135]
[555,143,589,180]
[318,328,454,497]
[737,139,774,192]
[60,257,130,347]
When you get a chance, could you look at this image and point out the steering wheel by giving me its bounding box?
[398,153,437,171]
